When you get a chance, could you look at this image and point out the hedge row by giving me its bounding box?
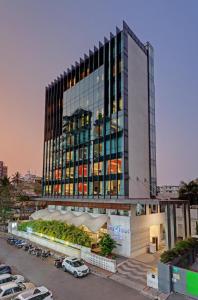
[160,238,198,263]
[18,220,92,247]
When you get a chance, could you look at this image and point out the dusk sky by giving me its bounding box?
[0,0,197,185]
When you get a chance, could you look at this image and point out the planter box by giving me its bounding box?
[11,229,81,258]
[9,223,117,273]
[81,247,117,273]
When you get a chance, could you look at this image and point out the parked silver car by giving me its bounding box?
[0,282,34,299]
[14,286,53,300]
[0,274,25,286]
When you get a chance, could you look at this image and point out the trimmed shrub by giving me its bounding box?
[160,237,198,263]
[18,220,92,247]
[99,233,117,257]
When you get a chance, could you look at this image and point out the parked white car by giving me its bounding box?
[62,257,90,278]
[14,286,53,300]
[0,282,34,299]
[0,274,25,286]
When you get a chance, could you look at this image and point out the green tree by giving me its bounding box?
[0,177,13,225]
[33,180,42,196]
[179,179,198,205]
[16,194,30,219]
[99,233,118,257]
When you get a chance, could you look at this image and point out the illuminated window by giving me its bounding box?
[66,152,70,162]
[118,98,123,111]
[83,183,87,195]
[70,167,74,178]
[70,183,73,195]
[66,168,70,178]
[78,165,83,177]
[55,169,61,179]
[54,184,61,195]
[65,184,70,195]
[111,119,117,133]
[107,159,122,174]
[93,181,102,195]
[106,180,117,196]
[78,183,83,195]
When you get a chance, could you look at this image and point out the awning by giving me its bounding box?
[30,209,108,233]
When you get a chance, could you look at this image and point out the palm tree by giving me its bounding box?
[179,179,198,205]
[11,171,22,188]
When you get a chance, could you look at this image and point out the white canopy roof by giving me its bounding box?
[30,209,108,233]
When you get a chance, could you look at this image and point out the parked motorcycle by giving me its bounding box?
[41,250,51,259]
[54,257,64,268]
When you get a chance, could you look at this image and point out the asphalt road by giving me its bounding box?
[0,236,149,300]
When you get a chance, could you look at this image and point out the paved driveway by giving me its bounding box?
[0,236,149,300]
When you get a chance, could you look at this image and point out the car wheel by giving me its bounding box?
[73,272,78,278]
[64,267,67,272]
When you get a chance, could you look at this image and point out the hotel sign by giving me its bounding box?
[107,225,130,240]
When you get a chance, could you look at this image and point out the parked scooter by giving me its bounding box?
[41,250,51,259]
[54,256,64,268]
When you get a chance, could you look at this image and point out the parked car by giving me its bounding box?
[0,282,34,299]
[14,286,53,300]
[62,257,90,278]
[0,274,25,286]
[0,265,12,275]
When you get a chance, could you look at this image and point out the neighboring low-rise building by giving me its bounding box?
[176,205,198,236]
[157,185,179,199]
[20,172,42,197]
[0,161,8,179]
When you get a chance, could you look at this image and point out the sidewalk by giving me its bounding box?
[109,257,169,300]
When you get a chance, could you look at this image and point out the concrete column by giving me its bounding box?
[165,204,171,250]
[182,203,187,239]
[186,202,191,237]
[170,204,177,248]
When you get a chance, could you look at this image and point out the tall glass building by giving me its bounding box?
[42,21,157,201]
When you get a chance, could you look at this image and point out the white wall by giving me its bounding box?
[107,215,131,257]
[127,34,150,198]
[131,205,165,257]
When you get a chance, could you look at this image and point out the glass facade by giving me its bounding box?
[43,30,126,198]
[42,23,157,200]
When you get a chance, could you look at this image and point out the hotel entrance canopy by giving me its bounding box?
[30,209,108,233]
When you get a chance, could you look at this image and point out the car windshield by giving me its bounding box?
[72,260,84,267]
[33,288,41,295]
